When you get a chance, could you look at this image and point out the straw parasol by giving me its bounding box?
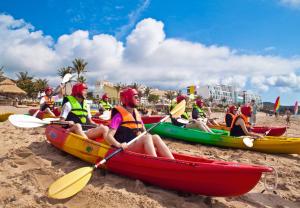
[0,79,26,95]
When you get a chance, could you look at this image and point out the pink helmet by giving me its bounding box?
[241,105,252,117]
[102,93,109,100]
[196,99,204,107]
[44,86,53,94]
[120,88,138,107]
[176,95,187,103]
[72,83,88,97]
[229,105,237,114]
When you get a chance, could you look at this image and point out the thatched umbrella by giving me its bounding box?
[0,79,27,95]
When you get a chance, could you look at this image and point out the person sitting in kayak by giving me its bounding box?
[60,83,108,140]
[99,93,113,113]
[38,86,59,117]
[230,105,263,138]
[171,95,215,134]
[192,98,220,126]
[106,88,174,159]
[225,105,237,127]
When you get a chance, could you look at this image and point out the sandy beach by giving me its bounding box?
[0,106,299,208]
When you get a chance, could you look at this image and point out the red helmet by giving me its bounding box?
[241,105,252,117]
[72,83,88,97]
[102,93,109,100]
[44,86,53,94]
[229,105,237,114]
[176,95,187,103]
[196,99,204,107]
[120,88,138,107]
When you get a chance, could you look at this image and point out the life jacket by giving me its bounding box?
[225,113,235,127]
[230,114,250,136]
[192,104,206,119]
[99,100,113,111]
[111,106,144,143]
[65,96,88,124]
[43,96,54,109]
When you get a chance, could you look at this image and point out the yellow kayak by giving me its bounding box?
[0,112,13,122]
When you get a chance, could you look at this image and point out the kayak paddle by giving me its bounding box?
[47,100,186,199]
[8,114,97,129]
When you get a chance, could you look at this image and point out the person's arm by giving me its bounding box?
[86,105,97,125]
[60,102,71,121]
[106,128,127,148]
[236,118,263,138]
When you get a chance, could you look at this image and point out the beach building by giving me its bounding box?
[93,80,120,105]
[197,84,263,107]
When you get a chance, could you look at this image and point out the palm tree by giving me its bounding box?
[165,90,175,102]
[71,58,88,81]
[16,71,35,98]
[130,82,140,90]
[57,66,73,78]
[78,76,86,83]
[34,78,49,93]
[148,94,159,104]
[144,87,151,98]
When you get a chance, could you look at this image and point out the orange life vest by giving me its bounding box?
[44,96,54,109]
[230,114,250,129]
[112,106,144,143]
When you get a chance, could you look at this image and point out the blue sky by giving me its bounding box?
[0,0,300,105]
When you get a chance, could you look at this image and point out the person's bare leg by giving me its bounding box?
[85,124,108,140]
[68,123,88,139]
[152,134,174,159]
[45,108,56,117]
[128,135,157,157]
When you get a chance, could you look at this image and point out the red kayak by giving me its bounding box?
[29,108,60,119]
[45,125,272,197]
[251,126,287,136]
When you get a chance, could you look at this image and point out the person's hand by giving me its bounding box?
[117,142,128,149]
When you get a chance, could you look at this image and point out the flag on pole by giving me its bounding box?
[274,96,280,112]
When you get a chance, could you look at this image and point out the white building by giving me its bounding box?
[197,84,263,107]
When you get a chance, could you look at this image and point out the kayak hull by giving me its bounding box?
[0,112,13,122]
[29,108,60,119]
[45,125,271,196]
[145,123,300,154]
[210,124,287,136]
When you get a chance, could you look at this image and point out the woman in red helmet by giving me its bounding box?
[171,95,215,134]
[230,105,263,138]
[38,86,56,117]
[60,83,108,140]
[106,88,174,159]
[99,93,113,112]
[225,105,238,127]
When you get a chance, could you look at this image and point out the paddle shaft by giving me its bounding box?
[51,121,98,129]
[94,115,170,168]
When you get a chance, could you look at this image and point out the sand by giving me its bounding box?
[0,106,299,208]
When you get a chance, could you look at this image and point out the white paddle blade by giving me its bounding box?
[243,137,254,147]
[99,111,111,120]
[61,73,73,84]
[9,114,49,128]
[177,118,189,124]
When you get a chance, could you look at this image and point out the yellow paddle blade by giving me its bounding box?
[48,167,94,199]
[170,100,186,118]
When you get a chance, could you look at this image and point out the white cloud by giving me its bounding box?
[279,0,300,8]
[116,0,151,39]
[1,14,300,94]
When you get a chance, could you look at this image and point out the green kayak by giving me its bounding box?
[145,122,300,154]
